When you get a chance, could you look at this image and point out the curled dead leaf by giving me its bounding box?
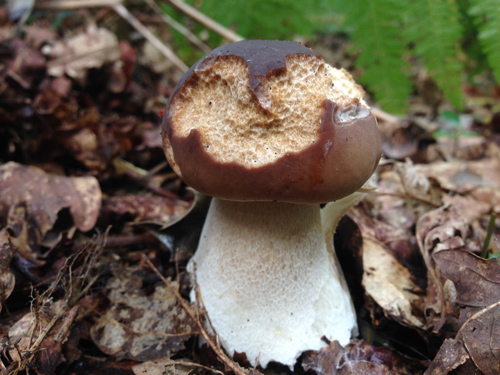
[349,205,425,282]
[0,162,101,243]
[416,204,484,330]
[394,159,433,200]
[43,24,121,81]
[362,237,426,329]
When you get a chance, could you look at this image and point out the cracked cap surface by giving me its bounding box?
[162,40,381,203]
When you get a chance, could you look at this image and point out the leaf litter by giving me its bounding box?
[90,266,198,362]
[0,3,499,375]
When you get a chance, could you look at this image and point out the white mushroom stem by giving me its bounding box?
[191,191,367,368]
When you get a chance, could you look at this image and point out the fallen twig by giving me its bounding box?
[371,107,401,124]
[164,0,244,43]
[34,0,123,9]
[112,3,188,72]
[144,0,211,53]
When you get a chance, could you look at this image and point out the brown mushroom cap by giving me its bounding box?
[162,40,381,204]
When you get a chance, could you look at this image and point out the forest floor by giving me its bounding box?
[0,3,499,375]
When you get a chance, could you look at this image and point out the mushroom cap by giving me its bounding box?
[162,40,381,204]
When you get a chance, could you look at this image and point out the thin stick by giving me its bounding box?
[34,0,123,9]
[144,0,211,53]
[112,3,188,73]
[371,107,400,124]
[142,255,249,375]
[165,0,243,42]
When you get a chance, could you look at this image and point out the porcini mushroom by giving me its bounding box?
[162,40,381,368]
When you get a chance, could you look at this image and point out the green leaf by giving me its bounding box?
[468,0,500,83]
[406,0,464,110]
[440,110,460,126]
[188,0,331,42]
[335,0,412,114]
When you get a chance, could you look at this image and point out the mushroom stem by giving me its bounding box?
[191,195,362,368]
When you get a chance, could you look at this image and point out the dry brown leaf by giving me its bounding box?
[0,162,101,243]
[8,300,78,375]
[25,25,57,50]
[33,307,79,375]
[373,161,441,223]
[348,205,425,289]
[433,135,488,161]
[132,359,206,375]
[303,338,426,375]
[433,250,500,308]
[0,38,45,92]
[470,186,500,213]
[449,358,482,375]
[0,227,15,312]
[424,338,469,375]
[338,361,392,375]
[457,302,500,375]
[362,237,426,329]
[416,204,485,330]
[8,300,63,357]
[302,341,346,375]
[7,204,46,273]
[303,341,399,375]
[43,24,121,81]
[394,159,434,199]
[91,272,197,361]
[440,194,491,226]
[416,158,500,211]
[63,127,101,169]
[347,189,428,331]
[101,194,192,226]
[380,124,419,160]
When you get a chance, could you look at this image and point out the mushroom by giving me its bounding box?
[162,40,381,368]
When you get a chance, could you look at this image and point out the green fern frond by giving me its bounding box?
[468,0,500,84]
[406,0,464,110]
[335,0,412,114]
[190,0,329,41]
